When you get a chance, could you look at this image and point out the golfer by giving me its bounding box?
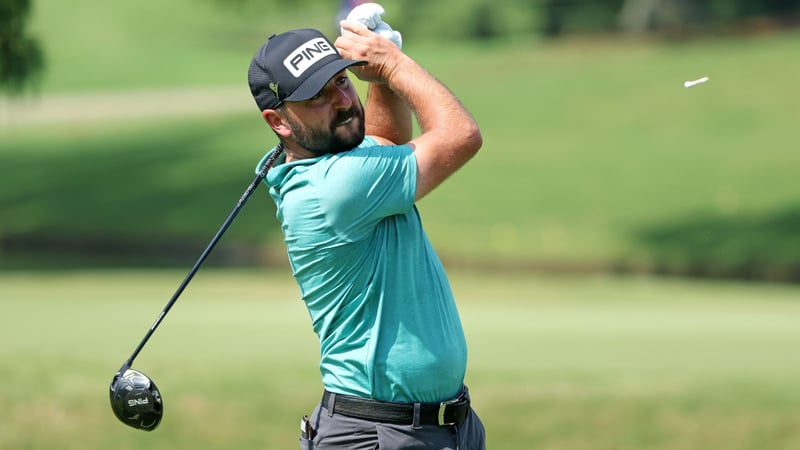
[248,20,485,449]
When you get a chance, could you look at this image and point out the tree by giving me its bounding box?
[0,0,44,93]
[542,0,570,38]
[618,0,709,33]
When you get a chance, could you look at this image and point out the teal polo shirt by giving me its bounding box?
[256,137,467,403]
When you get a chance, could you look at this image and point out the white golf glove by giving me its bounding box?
[341,3,402,49]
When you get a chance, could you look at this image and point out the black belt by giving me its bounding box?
[322,389,470,427]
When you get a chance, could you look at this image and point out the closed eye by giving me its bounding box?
[335,75,350,88]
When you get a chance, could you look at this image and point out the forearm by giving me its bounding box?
[386,54,479,149]
[385,54,482,199]
[365,82,412,145]
[336,21,482,199]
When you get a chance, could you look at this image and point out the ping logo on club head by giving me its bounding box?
[128,397,150,407]
[284,38,336,77]
[269,82,279,97]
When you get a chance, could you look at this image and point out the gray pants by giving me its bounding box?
[299,395,486,450]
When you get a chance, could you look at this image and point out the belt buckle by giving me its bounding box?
[437,402,455,426]
[438,396,466,426]
[438,387,470,426]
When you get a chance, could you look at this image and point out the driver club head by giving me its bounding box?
[109,368,163,431]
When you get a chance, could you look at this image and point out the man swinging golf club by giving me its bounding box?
[248,5,486,449]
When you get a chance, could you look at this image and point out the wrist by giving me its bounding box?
[384,53,415,89]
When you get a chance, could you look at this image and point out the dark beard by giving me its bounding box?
[287,104,366,156]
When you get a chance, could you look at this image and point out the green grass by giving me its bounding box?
[2,1,799,277]
[2,269,800,449]
[27,0,343,92]
[3,32,800,276]
[4,3,799,449]
[414,34,800,269]
[0,114,280,242]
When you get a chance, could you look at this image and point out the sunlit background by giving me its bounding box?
[2,0,799,449]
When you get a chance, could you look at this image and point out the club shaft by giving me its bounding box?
[117,148,282,374]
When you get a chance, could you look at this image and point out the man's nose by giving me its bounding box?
[332,86,352,109]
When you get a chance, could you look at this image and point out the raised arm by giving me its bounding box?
[364,82,412,146]
[336,21,482,201]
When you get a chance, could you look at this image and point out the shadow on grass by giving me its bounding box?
[3,118,798,282]
[630,204,800,282]
[0,116,282,268]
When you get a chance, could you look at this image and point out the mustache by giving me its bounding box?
[333,106,361,126]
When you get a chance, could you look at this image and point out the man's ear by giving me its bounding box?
[263,109,292,138]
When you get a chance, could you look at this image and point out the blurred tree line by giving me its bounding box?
[385,0,800,40]
[2,0,799,90]
[207,0,800,40]
[0,0,42,93]
[551,0,800,36]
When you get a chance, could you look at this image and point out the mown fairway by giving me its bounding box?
[1,269,799,449]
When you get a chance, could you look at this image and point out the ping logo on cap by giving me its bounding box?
[284,38,337,77]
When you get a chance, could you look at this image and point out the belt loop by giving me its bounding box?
[326,392,336,417]
[412,403,422,430]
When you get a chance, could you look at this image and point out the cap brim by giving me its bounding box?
[285,59,367,102]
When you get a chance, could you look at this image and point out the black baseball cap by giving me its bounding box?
[248,28,366,111]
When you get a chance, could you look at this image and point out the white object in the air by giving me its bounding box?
[684,76,710,88]
[342,3,403,49]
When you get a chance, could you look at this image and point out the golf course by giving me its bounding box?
[2,0,799,449]
[2,270,800,449]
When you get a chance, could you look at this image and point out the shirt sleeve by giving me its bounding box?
[317,142,417,242]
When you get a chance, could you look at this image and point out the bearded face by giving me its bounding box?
[282,100,366,156]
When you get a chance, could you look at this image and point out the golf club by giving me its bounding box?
[109,145,284,431]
